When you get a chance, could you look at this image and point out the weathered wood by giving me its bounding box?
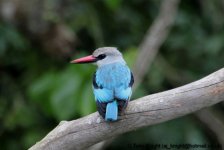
[30,68,224,150]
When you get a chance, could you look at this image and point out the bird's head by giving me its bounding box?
[71,47,125,67]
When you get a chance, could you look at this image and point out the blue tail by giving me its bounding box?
[105,101,118,121]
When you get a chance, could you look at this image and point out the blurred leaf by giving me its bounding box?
[0,98,7,119]
[4,98,36,130]
[22,128,47,149]
[50,69,81,120]
[123,47,138,68]
[28,72,56,116]
[0,37,6,56]
[0,24,28,55]
[104,0,122,10]
[205,35,224,55]
[79,83,96,116]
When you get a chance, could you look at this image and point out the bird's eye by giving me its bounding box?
[97,54,106,60]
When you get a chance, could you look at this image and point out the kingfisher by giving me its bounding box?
[71,47,134,121]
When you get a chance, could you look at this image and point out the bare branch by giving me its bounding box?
[30,68,224,150]
[133,0,180,89]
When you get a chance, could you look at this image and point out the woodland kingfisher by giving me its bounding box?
[71,47,134,121]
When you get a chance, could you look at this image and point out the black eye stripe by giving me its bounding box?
[96,54,106,60]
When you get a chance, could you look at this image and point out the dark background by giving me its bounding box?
[0,0,224,149]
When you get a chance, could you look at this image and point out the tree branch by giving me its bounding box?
[133,0,180,89]
[29,68,224,150]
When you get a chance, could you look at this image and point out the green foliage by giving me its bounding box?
[0,24,28,55]
[123,47,138,68]
[104,0,122,11]
[28,64,96,120]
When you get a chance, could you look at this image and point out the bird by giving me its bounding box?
[71,47,134,121]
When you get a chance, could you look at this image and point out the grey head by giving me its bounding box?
[92,47,126,67]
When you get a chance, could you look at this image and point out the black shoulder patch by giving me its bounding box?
[129,72,134,87]
[96,101,107,118]
[93,72,103,89]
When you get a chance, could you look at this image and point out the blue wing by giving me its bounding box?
[92,63,134,119]
[115,71,134,113]
[93,72,113,117]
